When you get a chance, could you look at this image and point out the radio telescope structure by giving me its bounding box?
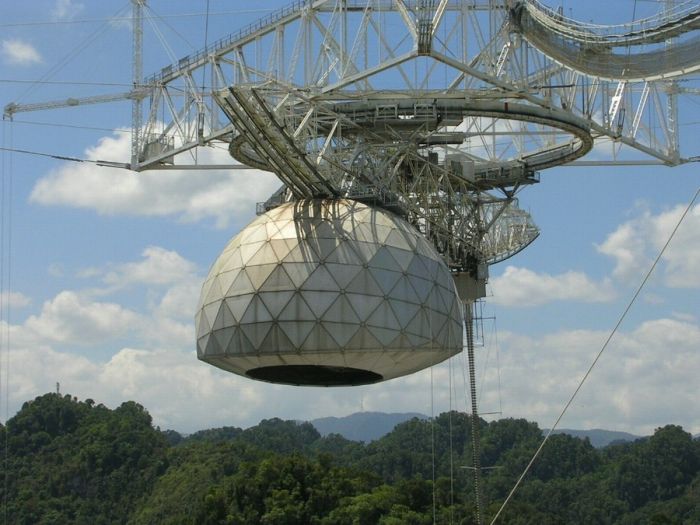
[5,0,700,518]
[8,0,700,379]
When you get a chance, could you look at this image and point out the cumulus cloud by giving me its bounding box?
[3,228,698,436]
[1,291,31,309]
[72,246,202,345]
[30,131,280,228]
[1,39,42,66]
[101,246,197,289]
[5,250,700,437]
[153,280,202,321]
[488,318,700,435]
[6,345,262,431]
[4,336,457,432]
[22,291,142,345]
[6,314,699,435]
[597,203,700,287]
[489,266,616,307]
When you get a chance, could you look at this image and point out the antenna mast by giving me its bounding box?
[131,0,145,170]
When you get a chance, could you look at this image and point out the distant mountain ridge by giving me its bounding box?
[310,411,426,442]
[553,428,643,448]
[310,412,646,446]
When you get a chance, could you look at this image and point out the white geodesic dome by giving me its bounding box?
[195,199,463,386]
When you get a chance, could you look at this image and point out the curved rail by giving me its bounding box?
[523,0,700,45]
[514,1,700,81]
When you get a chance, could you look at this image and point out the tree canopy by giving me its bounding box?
[1,393,698,524]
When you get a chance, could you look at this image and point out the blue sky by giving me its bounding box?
[0,0,699,435]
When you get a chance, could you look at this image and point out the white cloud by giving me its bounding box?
[52,0,84,20]
[102,246,197,288]
[3,240,698,437]
[23,291,141,345]
[73,247,203,345]
[2,331,449,432]
[1,291,31,309]
[671,311,696,323]
[30,131,280,228]
[489,266,616,307]
[154,280,202,320]
[488,318,700,435]
[1,39,42,66]
[18,248,202,352]
[4,309,700,436]
[597,214,651,281]
[5,344,262,431]
[597,203,700,287]
[7,314,700,436]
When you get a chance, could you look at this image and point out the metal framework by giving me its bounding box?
[4,0,700,274]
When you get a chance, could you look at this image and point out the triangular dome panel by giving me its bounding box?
[241,295,273,324]
[300,264,338,292]
[224,293,254,322]
[226,270,255,297]
[279,320,316,348]
[278,292,315,322]
[259,290,295,319]
[323,294,361,324]
[240,321,274,349]
[259,265,295,292]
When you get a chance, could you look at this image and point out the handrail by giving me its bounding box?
[523,0,700,45]
[144,0,309,85]
[142,0,504,86]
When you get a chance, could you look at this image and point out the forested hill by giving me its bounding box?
[310,412,427,442]
[1,394,699,524]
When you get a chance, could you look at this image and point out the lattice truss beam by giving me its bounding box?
[130,0,700,268]
[6,1,700,269]
[138,0,700,169]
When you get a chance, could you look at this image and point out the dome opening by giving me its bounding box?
[246,365,383,386]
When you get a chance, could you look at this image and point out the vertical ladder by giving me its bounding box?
[608,81,626,129]
[465,301,484,525]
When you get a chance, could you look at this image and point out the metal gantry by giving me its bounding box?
[104,0,698,272]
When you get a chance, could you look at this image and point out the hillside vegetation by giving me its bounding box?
[1,393,699,524]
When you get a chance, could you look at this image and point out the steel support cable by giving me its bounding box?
[14,3,132,104]
[201,0,211,90]
[0,146,125,167]
[430,365,437,525]
[429,303,437,525]
[145,10,183,71]
[3,129,10,525]
[448,356,455,525]
[145,5,198,51]
[0,120,14,525]
[7,119,131,134]
[0,10,276,29]
[489,184,700,525]
[0,119,5,525]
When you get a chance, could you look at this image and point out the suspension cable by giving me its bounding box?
[430,363,437,525]
[0,146,127,167]
[14,3,131,105]
[1,118,14,525]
